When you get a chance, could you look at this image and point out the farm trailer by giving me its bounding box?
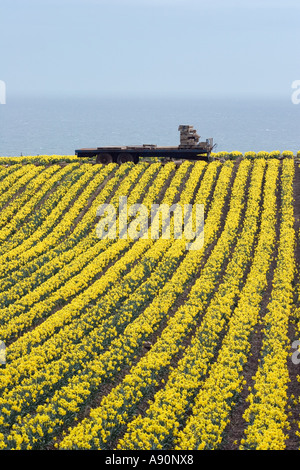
[75,125,214,164]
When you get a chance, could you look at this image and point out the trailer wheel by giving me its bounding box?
[117,153,134,164]
[96,153,113,164]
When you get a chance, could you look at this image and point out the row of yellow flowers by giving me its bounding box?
[0,160,217,449]
[212,150,294,160]
[240,158,295,449]
[0,163,150,310]
[174,159,280,449]
[115,158,266,450]
[0,164,33,206]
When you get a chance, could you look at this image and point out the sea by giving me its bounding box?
[0,95,299,157]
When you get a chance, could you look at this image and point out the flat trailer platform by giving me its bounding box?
[75,125,214,164]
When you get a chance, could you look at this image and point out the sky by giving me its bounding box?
[0,0,300,99]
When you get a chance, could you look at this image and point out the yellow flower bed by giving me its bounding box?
[0,155,298,450]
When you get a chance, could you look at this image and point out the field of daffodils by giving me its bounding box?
[0,152,299,450]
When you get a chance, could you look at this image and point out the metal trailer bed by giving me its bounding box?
[75,126,214,164]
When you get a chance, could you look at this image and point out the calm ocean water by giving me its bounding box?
[0,95,299,156]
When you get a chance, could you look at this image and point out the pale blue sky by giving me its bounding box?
[1,0,299,98]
